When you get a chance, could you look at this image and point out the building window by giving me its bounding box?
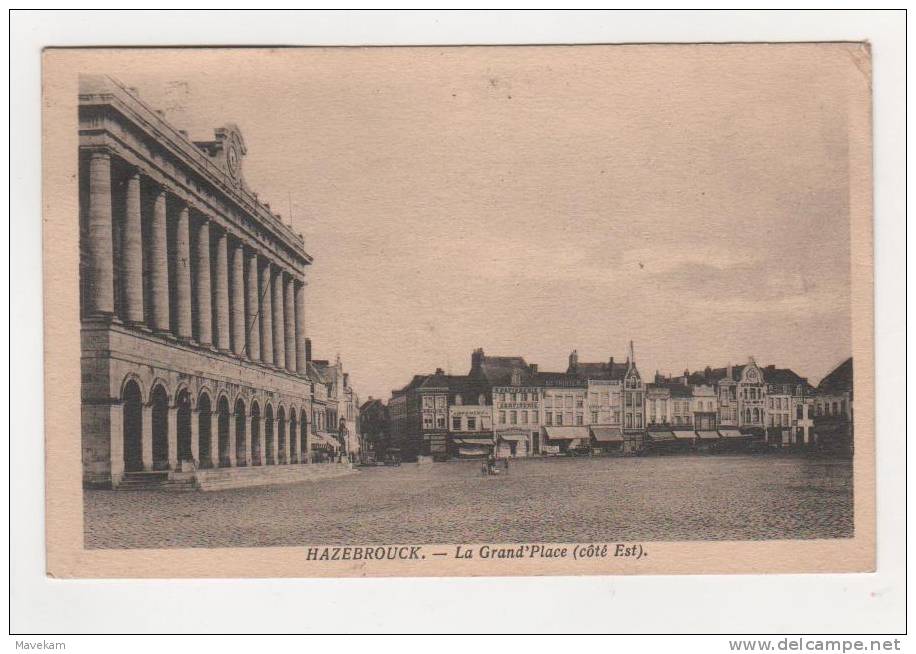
[510,411,517,425]
[635,415,642,428]
[521,411,528,424]
[423,415,433,429]
[436,416,446,429]
[452,416,462,430]
[467,417,477,430]
[454,394,463,406]
[565,396,574,409]
[545,411,553,426]
[423,397,433,409]
[591,411,598,423]
[556,413,563,426]
[576,397,584,408]
[530,411,537,424]
[576,414,583,426]
[499,411,506,424]
[626,414,633,428]
[613,410,620,423]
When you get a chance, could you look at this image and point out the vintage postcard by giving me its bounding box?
[42,44,874,578]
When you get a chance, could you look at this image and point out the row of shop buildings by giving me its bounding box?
[374,346,854,462]
[78,76,361,488]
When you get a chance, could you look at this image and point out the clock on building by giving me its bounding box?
[227,142,241,180]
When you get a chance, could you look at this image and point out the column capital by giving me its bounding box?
[84,145,114,160]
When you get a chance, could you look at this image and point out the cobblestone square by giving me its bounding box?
[84,455,853,549]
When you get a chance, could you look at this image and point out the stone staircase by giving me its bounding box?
[195,463,356,491]
[114,464,356,492]
[116,471,198,492]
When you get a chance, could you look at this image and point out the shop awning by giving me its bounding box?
[590,427,624,443]
[543,426,589,440]
[672,430,697,441]
[647,431,675,442]
[497,430,530,441]
[718,429,745,439]
[452,437,494,446]
[458,446,489,457]
[311,432,340,448]
[696,431,720,441]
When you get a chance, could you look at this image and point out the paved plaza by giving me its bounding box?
[84,455,853,549]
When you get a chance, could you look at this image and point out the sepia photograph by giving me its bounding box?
[41,41,874,578]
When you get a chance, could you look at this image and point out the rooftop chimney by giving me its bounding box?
[529,363,538,374]
[471,348,485,371]
[435,367,444,375]
[629,340,635,363]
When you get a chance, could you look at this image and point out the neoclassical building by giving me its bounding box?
[79,75,316,488]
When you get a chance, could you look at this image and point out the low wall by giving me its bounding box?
[191,463,357,491]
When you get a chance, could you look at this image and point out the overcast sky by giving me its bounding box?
[98,45,858,399]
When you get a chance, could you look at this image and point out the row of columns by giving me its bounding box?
[84,150,309,374]
[123,404,310,473]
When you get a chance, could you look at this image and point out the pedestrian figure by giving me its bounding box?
[504,457,510,473]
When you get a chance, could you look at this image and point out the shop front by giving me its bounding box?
[590,426,624,454]
[495,429,531,458]
[450,436,495,459]
[543,426,589,454]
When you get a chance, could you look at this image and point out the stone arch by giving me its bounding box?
[234,397,248,466]
[121,377,144,473]
[264,402,275,465]
[150,382,170,470]
[148,376,171,406]
[119,372,147,408]
[215,389,232,415]
[277,405,288,464]
[173,380,192,409]
[197,391,213,468]
[217,394,231,467]
[250,400,262,466]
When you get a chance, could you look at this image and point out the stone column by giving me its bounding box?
[149,188,170,332]
[207,409,220,469]
[228,410,238,467]
[245,250,261,361]
[108,403,124,482]
[190,408,200,465]
[267,415,277,465]
[294,280,306,374]
[141,404,153,471]
[259,261,274,365]
[121,168,144,324]
[167,403,179,470]
[291,419,298,463]
[194,219,213,346]
[214,228,231,351]
[284,274,296,372]
[256,415,266,466]
[272,266,285,368]
[86,151,114,316]
[174,204,193,340]
[230,240,246,356]
[305,415,312,463]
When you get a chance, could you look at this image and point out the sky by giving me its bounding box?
[96,45,859,399]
